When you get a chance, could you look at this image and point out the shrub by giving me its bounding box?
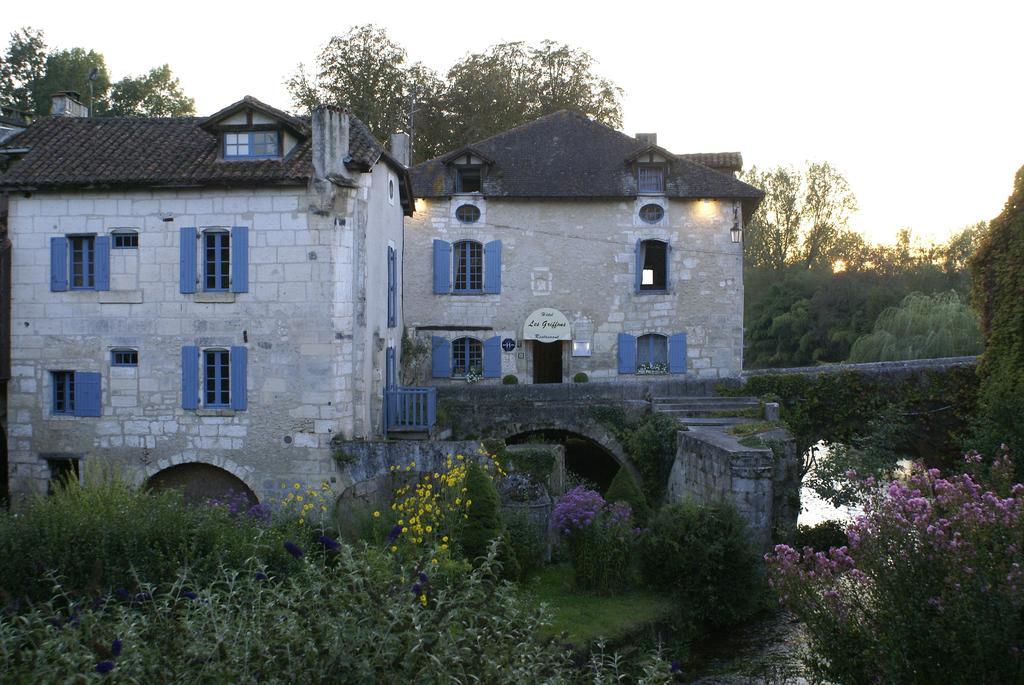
[551,487,637,594]
[502,509,546,580]
[604,466,651,525]
[639,501,762,627]
[573,372,589,383]
[504,446,557,484]
[792,519,848,552]
[0,477,306,603]
[766,452,1024,684]
[460,462,503,563]
[625,412,681,502]
[502,374,519,385]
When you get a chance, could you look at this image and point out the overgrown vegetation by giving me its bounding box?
[847,291,983,362]
[588,406,680,503]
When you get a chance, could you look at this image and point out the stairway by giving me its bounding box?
[652,395,763,429]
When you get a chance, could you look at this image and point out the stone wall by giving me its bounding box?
[405,196,745,383]
[4,177,400,505]
[667,428,799,551]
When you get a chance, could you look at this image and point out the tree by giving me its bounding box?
[847,291,983,362]
[31,47,110,115]
[0,27,47,113]
[287,25,415,147]
[288,27,624,164]
[106,64,194,117]
[740,162,857,270]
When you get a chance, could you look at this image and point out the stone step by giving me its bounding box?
[674,416,761,427]
[656,408,762,418]
[652,395,759,405]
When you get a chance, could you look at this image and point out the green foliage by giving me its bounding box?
[106,64,194,116]
[501,510,545,580]
[847,291,983,362]
[971,165,1024,471]
[0,477,305,603]
[573,372,589,383]
[0,27,46,112]
[792,519,848,552]
[566,517,635,596]
[460,462,503,563]
[502,374,519,384]
[624,413,681,503]
[738,366,980,502]
[504,446,556,484]
[604,467,650,525]
[33,47,110,115]
[288,26,623,164]
[639,501,763,628]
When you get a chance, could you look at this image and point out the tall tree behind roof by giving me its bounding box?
[287,27,624,164]
[0,27,47,113]
[105,64,195,117]
[32,47,111,115]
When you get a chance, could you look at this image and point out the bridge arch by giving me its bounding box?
[146,460,259,506]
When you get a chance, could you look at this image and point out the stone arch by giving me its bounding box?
[147,460,259,506]
[501,418,642,489]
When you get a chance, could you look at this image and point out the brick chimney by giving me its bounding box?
[50,92,88,118]
[389,132,410,167]
[311,105,351,183]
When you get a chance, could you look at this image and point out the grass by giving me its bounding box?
[523,563,677,644]
[728,421,778,438]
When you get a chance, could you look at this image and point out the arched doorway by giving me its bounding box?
[148,463,258,507]
[507,429,623,494]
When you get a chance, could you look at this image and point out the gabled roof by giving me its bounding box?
[200,95,308,137]
[0,99,397,205]
[411,110,763,209]
[439,145,495,166]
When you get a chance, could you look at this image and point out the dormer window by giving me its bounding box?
[224,130,280,159]
[456,167,482,193]
[638,165,665,194]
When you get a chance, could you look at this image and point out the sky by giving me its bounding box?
[4,0,1022,244]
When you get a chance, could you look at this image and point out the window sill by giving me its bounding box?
[636,289,669,295]
[99,290,143,304]
[194,292,236,303]
[196,408,237,417]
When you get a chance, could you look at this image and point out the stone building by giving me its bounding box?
[0,94,413,503]
[406,111,764,384]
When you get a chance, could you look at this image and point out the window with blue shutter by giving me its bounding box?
[387,246,397,327]
[180,227,197,294]
[181,346,199,409]
[94,236,110,291]
[432,240,451,294]
[52,371,75,414]
[668,332,687,374]
[231,226,248,293]
[453,241,483,293]
[204,231,230,291]
[483,241,501,294]
[204,349,230,407]
[431,336,451,378]
[617,333,637,374]
[230,346,247,411]
[50,237,68,291]
[482,336,501,377]
[452,337,483,376]
[75,372,102,416]
[68,236,95,290]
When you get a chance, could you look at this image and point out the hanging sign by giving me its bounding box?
[523,308,572,342]
[501,338,516,352]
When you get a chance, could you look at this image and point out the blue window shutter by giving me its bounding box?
[617,333,637,374]
[387,246,397,327]
[665,242,672,289]
[74,372,102,417]
[50,237,68,291]
[386,346,396,387]
[181,346,198,409]
[483,240,502,294]
[634,239,642,293]
[433,240,451,294]
[94,236,110,291]
[180,227,197,294]
[431,336,451,378]
[231,226,249,293]
[483,336,501,377]
[230,346,248,411]
[669,332,687,374]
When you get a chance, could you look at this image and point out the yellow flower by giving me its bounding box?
[296,495,304,502]
[372,511,381,518]
[419,593,428,607]
[441,544,448,551]
[455,498,462,506]
[431,558,438,565]
[402,527,408,533]
[442,536,449,543]
[425,525,433,533]
[294,483,301,490]
[466,500,472,507]
[390,545,398,553]
[298,518,305,525]
[320,505,327,512]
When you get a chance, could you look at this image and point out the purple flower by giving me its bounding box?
[111,639,122,657]
[114,588,130,601]
[255,572,268,581]
[670,660,682,673]
[386,524,402,544]
[96,661,115,674]
[284,541,304,559]
[412,582,422,595]
[318,535,341,551]
[183,591,198,600]
[134,592,152,603]
[418,571,429,583]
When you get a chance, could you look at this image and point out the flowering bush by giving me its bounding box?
[766,450,1024,684]
[551,487,638,594]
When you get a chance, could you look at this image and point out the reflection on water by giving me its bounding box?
[799,484,861,526]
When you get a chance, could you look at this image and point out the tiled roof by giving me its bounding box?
[0,99,385,191]
[679,152,743,173]
[411,110,763,206]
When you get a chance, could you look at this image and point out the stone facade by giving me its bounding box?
[2,104,408,504]
[405,195,745,382]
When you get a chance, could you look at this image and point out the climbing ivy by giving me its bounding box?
[970,165,1024,475]
[588,406,680,504]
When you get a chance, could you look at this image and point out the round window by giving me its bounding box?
[455,204,481,224]
[388,178,395,200]
[639,203,665,224]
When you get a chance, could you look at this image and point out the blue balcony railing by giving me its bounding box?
[384,386,437,433]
